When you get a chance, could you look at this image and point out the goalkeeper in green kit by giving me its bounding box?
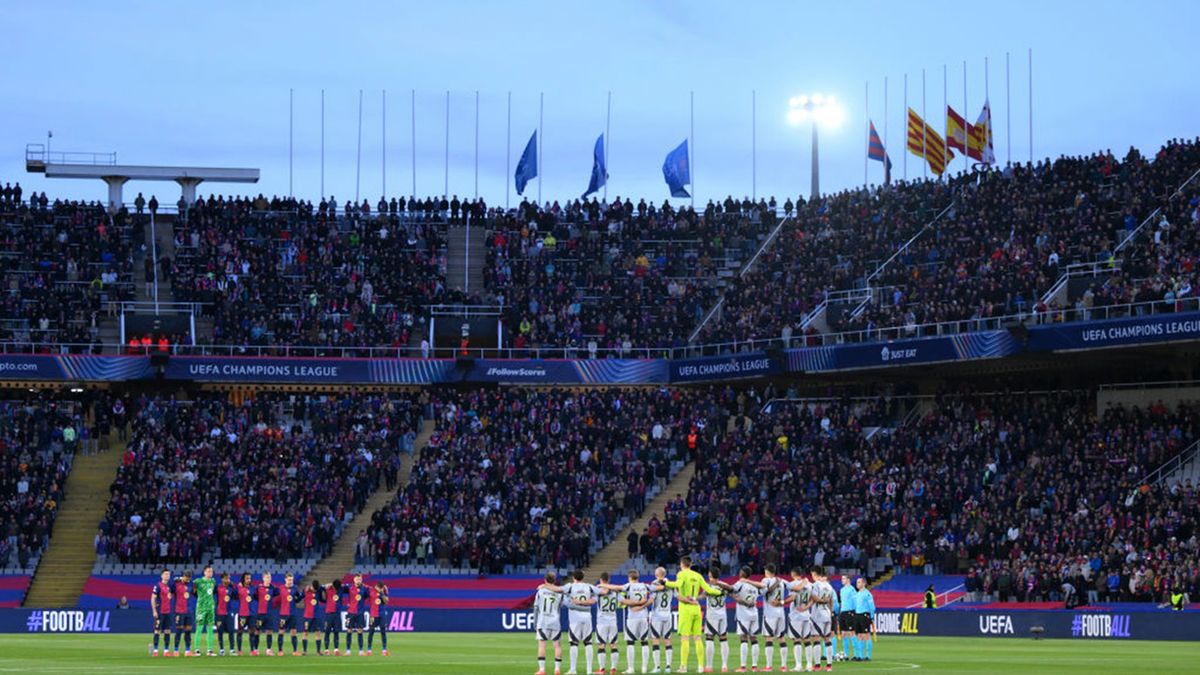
[193,565,217,656]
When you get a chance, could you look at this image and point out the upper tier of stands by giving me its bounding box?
[0,189,136,353]
[4,135,1198,357]
[169,195,451,354]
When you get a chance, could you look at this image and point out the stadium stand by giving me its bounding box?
[0,194,136,352]
[93,391,427,571]
[0,395,93,576]
[701,138,1200,348]
[657,389,1200,605]
[356,386,735,575]
[168,194,451,354]
[484,197,780,354]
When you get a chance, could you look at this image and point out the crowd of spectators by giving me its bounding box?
[0,394,97,571]
[705,182,951,347]
[850,139,1200,336]
[168,194,452,354]
[96,390,426,563]
[649,388,1198,604]
[0,187,137,353]
[359,385,745,573]
[701,138,1200,348]
[485,196,778,355]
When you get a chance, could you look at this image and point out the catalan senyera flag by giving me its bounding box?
[907,108,953,175]
[969,100,995,165]
[946,106,970,155]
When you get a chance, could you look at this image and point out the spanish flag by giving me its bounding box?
[946,106,970,155]
[907,108,953,176]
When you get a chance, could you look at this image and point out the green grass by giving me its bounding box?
[0,634,1197,674]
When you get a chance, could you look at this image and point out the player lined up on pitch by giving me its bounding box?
[149,566,392,657]
[532,557,876,674]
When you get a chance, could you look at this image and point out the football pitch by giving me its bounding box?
[1,634,1198,674]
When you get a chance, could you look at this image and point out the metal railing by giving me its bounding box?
[1038,260,1122,307]
[687,214,791,343]
[863,200,957,286]
[809,295,1200,347]
[1115,166,1200,252]
[3,284,1199,360]
[25,143,117,166]
[1139,438,1200,487]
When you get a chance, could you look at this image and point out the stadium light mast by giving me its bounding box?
[788,94,843,200]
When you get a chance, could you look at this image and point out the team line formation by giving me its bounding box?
[534,556,876,674]
[149,566,391,657]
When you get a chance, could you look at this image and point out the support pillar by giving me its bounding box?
[102,176,129,213]
[176,177,203,205]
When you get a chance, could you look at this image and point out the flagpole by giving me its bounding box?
[289,88,294,198]
[444,90,450,198]
[410,89,417,199]
[985,56,991,168]
[884,76,888,182]
[506,91,511,209]
[921,69,927,180]
[1028,47,1033,164]
[604,90,611,202]
[963,60,969,174]
[382,89,387,199]
[1006,52,1012,166]
[320,88,325,199]
[356,88,363,203]
[474,90,480,199]
[689,90,695,208]
[538,91,543,205]
[864,80,869,189]
[903,74,907,181]
[942,64,948,174]
[752,89,757,201]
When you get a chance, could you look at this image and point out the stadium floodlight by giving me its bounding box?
[788,93,844,199]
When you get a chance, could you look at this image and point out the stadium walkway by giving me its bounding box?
[582,461,696,578]
[303,421,436,586]
[24,432,125,607]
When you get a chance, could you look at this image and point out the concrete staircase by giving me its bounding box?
[445,224,488,296]
[24,434,124,607]
[302,423,435,585]
[582,462,696,578]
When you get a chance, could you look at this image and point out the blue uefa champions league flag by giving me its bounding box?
[582,134,607,198]
[662,139,690,198]
[514,131,538,195]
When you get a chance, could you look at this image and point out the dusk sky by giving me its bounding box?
[3,0,1198,207]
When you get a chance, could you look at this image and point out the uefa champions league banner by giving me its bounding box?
[1027,310,1200,351]
[162,356,458,384]
[2,607,1199,638]
[668,352,780,383]
[786,330,1019,372]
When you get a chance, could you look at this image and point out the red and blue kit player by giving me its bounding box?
[236,573,253,655]
[275,573,300,656]
[215,573,235,656]
[150,569,173,656]
[172,572,194,656]
[323,580,343,656]
[366,581,390,656]
[255,572,273,655]
[346,574,367,655]
[302,579,323,656]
